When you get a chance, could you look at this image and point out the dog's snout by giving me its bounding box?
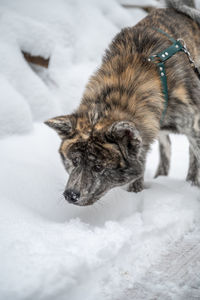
[63,189,80,203]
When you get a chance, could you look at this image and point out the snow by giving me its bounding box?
[1,127,200,300]
[0,0,200,300]
[0,75,32,137]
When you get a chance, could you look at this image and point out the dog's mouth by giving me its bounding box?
[71,194,102,206]
[71,200,95,206]
[66,197,97,206]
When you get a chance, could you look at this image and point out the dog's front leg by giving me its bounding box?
[154,132,171,178]
[127,176,144,193]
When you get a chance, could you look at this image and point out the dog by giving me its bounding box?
[45,0,200,206]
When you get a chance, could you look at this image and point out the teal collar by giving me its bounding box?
[148,28,185,124]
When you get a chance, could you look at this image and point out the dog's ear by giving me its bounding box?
[44,115,76,138]
[107,121,142,159]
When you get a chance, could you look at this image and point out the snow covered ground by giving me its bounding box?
[0,1,200,299]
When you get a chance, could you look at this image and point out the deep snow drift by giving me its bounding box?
[0,1,200,300]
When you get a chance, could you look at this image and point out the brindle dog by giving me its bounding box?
[45,0,200,206]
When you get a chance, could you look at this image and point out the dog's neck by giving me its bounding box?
[78,52,163,146]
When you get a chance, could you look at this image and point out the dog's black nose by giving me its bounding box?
[63,189,80,203]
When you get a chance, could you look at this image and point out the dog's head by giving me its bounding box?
[45,114,144,206]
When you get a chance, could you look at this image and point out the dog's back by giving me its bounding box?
[136,8,200,72]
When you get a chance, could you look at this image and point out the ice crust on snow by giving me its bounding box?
[0,0,200,299]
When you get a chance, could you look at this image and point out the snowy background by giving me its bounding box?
[0,0,200,299]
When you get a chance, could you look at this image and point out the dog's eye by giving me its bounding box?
[72,157,80,167]
[93,164,103,173]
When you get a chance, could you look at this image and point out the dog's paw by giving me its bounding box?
[186,174,200,187]
[127,178,144,193]
[154,166,169,178]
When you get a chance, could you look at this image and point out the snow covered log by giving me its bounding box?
[120,0,160,12]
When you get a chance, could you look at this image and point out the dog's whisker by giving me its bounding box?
[56,194,65,206]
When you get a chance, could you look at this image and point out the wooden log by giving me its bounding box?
[22,51,50,68]
[121,4,155,13]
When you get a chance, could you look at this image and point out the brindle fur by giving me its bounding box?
[45,1,200,206]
